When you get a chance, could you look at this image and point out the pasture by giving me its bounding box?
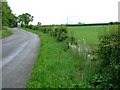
[67,25,115,45]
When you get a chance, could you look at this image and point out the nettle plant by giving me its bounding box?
[90,26,120,88]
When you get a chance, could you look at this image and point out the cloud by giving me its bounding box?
[6,0,119,25]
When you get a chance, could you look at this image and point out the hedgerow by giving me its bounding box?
[89,26,120,88]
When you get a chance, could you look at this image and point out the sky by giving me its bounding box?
[6,0,120,25]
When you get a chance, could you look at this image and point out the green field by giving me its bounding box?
[67,25,117,45]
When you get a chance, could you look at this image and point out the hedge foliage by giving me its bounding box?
[90,26,120,88]
[26,25,68,42]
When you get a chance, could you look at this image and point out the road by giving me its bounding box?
[1,28,40,88]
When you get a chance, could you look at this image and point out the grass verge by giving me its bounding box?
[0,26,13,39]
[24,28,98,88]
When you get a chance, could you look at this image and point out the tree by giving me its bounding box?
[37,22,41,26]
[2,2,17,27]
[18,13,34,26]
[109,22,114,25]
[78,22,84,25]
[0,1,2,29]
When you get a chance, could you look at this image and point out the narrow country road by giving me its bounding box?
[1,28,40,88]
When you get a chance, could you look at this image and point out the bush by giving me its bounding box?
[32,26,38,30]
[26,25,33,29]
[25,25,38,30]
[89,26,120,88]
[54,26,68,42]
[39,26,68,42]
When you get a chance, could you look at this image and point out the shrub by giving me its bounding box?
[68,36,76,45]
[32,26,38,30]
[44,26,52,33]
[26,24,33,29]
[54,26,68,42]
[39,26,51,33]
[89,26,120,88]
[39,26,68,42]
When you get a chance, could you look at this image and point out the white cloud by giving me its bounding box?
[6,0,119,25]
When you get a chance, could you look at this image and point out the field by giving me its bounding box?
[24,25,118,88]
[67,25,114,45]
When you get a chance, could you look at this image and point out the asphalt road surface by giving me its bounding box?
[1,28,40,88]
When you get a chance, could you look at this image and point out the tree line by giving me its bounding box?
[2,1,34,28]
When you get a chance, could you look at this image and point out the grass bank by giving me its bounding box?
[24,28,98,88]
[0,26,13,39]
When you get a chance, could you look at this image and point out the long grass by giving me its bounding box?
[0,26,13,39]
[24,28,98,88]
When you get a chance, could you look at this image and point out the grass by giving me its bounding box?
[24,25,118,88]
[0,26,13,39]
[67,25,117,45]
[24,28,98,88]
[0,30,2,38]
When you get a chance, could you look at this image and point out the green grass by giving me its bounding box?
[0,30,2,38]
[0,26,13,39]
[24,28,97,88]
[23,25,118,88]
[67,25,117,45]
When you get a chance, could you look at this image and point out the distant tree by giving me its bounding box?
[109,22,114,25]
[18,13,34,26]
[114,21,119,24]
[37,22,41,26]
[78,22,83,25]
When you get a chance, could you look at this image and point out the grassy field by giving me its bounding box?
[24,28,98,88]
[0,26,13,39]
[67,25,116,45]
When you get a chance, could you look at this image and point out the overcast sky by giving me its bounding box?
[6,0,119,25]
